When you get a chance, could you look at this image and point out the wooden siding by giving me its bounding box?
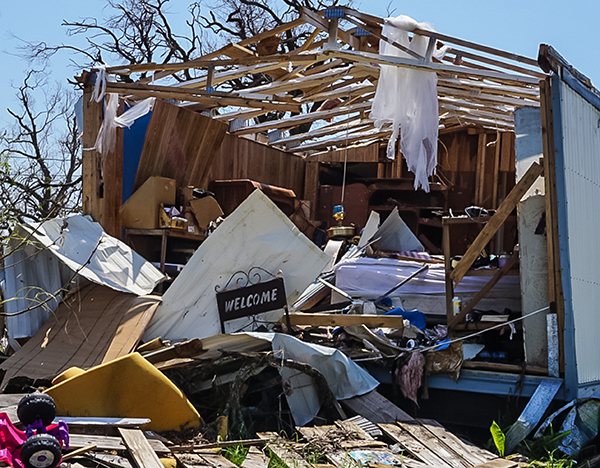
[207,134,306,197]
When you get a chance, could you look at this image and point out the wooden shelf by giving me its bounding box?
[125,228,206,242]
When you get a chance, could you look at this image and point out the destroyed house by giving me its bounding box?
[35,8,600,419]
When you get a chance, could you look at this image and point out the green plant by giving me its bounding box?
[221,443,250,467]
[519,425,571,463]
[528,449,573,468]
[490,421,506,457]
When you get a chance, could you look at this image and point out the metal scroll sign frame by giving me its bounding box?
[215,267,291,333]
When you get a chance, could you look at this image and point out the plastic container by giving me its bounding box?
[452,296,462,316]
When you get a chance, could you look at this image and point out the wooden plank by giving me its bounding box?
[473,460,517,468]
[396,421,467,468]
[324,49,539,85]
[82,76,104,224]
[340,390,414,424]
[379,423,451,467]
[133,99,228,191]
[448,252,519,329]
[242,447,269,468]
[283,313,405,328]
[450,161,543,285]
[68,433,169,454]
[412,27,539,68]
[539,78,565,372]
[257,433,313,468]
[194,451,240,468]
[87,452,134,468]
[55,417,151,427]
[143,339,204,364]
[417,419,496,466]
[119,428,165,468]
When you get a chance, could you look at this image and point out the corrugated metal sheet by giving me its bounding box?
[557,79,600,385]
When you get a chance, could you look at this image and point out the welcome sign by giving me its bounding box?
[216,277,287,327]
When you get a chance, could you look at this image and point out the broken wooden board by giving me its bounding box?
[119,428,165,468]
[379,423,452,467]
[340,390,414,423]
[296,424,386,450]
[256,432,313,468]
[417,419,495,466]
[0,284,160,390]
[69,433,170,454]
[178,451,240,468]
[86,452,134,468]
[241,447,269,468]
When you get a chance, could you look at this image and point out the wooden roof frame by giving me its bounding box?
[83,7,548,155]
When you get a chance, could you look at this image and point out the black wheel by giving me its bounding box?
[20,434,62,468]
[17,393,56,427]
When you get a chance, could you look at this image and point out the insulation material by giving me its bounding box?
[370,16,446,192]
[144,190,330,341]
[2,215,164,340]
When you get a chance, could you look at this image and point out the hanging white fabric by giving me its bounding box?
[86,65,155,155]
[371,15,447,192]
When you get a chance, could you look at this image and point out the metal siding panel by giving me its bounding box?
[559,80,600,385]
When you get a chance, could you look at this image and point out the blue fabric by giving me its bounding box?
[384,307,426,330]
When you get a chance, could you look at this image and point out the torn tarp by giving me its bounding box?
[144,190,329,341]
[242,332,379,426]
[2,215,164,341]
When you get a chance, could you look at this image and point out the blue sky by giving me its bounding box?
[1,0,599,126]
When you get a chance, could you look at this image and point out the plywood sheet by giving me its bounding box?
[134,99,228,191]
[0,283,160,389]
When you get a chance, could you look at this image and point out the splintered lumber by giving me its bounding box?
[69,434,170,454]
[170,439,267,452]
[256,433,313,468]
[283,313,405,329]
[119,428,165,468]
[63,445,97,461]
[450,161,544,285]
[143,338,204,364]
[86,453,134,468]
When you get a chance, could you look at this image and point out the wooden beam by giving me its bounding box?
[446,47,546,79]
[450,161,544,285]
[540,78,565,372]
[119,428,168,468]
[325,49,540,85]
[283,313,405,328]
[448,252,519,329]
[412,27,539,68]
[232,101,372,135]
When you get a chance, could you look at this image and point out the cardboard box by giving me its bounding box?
[121,177,176,229]
[189,196,224,230]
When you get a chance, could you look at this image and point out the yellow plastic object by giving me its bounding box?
[45,353,202,432]
[52,367,85,385]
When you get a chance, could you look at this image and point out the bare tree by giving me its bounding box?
[27,0,212,82]
[0,71,82,231]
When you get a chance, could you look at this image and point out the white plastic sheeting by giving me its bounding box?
[370,207,424,252]
[246,332,379,426]
[371,16,447,192]
[3,215,164,340]
[87,66,155,155]
[144,190,330,341]
[334,257,521,298]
